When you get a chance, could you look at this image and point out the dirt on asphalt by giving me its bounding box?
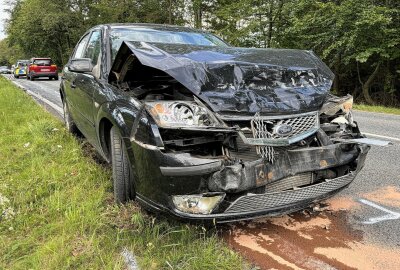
[222,186,400,270]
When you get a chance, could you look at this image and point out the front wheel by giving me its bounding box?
[110,126,135,203]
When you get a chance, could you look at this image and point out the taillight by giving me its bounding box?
[30,64,37,69]
[51,65,57,68]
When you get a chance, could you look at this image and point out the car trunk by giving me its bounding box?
[32,59,56,73]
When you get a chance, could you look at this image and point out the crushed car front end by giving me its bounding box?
[109,39,371,222]
[128,97,369,223]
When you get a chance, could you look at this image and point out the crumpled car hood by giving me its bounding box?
[110,41,334,114]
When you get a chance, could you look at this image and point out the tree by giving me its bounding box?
[6,0,88,66]
[0,39,26,65]
[280,0,399,104]
[3,0,399,106]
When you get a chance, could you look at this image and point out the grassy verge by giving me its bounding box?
[0,77,246,269]
[354,104,400,115]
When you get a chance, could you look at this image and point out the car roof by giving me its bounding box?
[31,58,52,60]
[99,23,208,33]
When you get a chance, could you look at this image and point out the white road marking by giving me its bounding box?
[121,247,139,270]
[26,89,63,115]
[362,132,400,143]
[359,199,400,224]
[8,79,63,115]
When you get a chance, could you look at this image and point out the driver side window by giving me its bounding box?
[73,34,90,59]
[85,30,102,78]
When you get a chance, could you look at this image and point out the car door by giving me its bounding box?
[71,30,107,147]
[74,29,103,144]
[65,30,103,145]
[63,33,90,129]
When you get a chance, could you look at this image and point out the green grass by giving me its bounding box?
[0,77,247,270]
[354,104,400,115]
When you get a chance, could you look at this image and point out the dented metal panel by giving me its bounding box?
[110,41,334,114]
[208,143,366,193]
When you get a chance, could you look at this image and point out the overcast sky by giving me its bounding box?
[0,0,10,40]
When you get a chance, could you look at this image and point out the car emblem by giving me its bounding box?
[274,124,293,137]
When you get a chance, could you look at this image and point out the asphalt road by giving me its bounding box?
[5,75,400,269]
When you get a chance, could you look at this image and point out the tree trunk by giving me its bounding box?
[362,62,380,105]
[332,53,341,94]
[168,0,172,24]
[194,0,202,29]
[267,1,273,47]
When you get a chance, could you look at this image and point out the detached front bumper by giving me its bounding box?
[170,171,357,223]
[135,140,369,223]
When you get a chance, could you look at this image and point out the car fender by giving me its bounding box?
[96,100,140,161]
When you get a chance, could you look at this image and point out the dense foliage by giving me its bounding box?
[2,0,399,105]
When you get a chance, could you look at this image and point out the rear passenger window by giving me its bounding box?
[73,34,90,59]
[34,59,52,66]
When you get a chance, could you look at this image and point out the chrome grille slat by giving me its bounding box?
[250,111,319,162]
[225,172,355,214]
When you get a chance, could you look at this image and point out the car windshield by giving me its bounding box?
[33,59,52,66]
[110,27,228,62]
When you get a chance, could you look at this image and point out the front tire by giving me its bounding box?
[110,126,135,203]
[63,99,79,135]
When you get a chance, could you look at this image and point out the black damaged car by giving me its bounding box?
[61,23,372,223]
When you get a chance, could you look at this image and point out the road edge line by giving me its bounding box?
[7,78,64,115]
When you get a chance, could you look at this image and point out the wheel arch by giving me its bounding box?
[98,117,113,161]
[96,102,135,163]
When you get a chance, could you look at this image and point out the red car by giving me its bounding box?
[27,58,58,80]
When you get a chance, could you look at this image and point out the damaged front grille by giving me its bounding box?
[250,111,319,162]
[224,172,355,214]
[264,172,314,192]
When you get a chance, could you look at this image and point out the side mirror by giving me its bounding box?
[68,58,93,73]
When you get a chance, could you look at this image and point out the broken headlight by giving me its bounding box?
[146,101,222,128]
[172,194,224,214]
[320,95,355,127]
[320,95,353,116]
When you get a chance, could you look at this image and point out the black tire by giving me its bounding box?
[15,75,19,79]
[63,99,79,135]
[30,75,34,81]
[54,76,59,80]
[110,126,135,203]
